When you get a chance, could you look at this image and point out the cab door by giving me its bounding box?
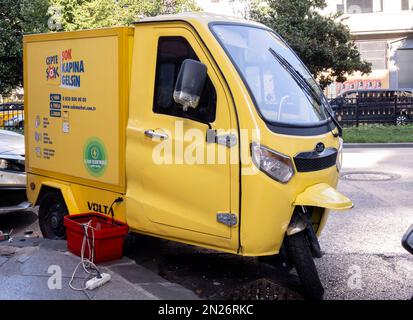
[126,24,238,247]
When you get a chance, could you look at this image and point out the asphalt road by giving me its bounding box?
[1,147,413,300]
[317,147,413,299]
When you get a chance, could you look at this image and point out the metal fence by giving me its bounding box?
[3,98,413,130]
[0,103,24,132]
[331,96,413,127]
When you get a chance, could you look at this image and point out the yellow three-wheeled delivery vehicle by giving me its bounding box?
[24,13,352,299]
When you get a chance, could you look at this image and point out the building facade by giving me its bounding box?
[323,0,413,97]
[196,0,246,16]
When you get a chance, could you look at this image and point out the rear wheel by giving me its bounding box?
[284,231,324,300]
[38,191,68,239]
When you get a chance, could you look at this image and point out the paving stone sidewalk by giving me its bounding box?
[0,237,199,300]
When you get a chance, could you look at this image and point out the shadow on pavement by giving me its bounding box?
[0,210,38,235]
[124,233,304,300]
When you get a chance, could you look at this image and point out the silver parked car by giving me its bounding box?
[4,114,24,129]
[0,129,30,214]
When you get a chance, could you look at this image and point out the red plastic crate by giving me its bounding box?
[64,213,128,263]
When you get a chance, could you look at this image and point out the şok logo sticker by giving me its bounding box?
[46,54,60,84]
[45,49,85,88]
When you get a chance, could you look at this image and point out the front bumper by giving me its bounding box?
[0,200,31,215]
[0,170,29,214]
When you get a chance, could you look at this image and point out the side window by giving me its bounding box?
[153,36,217,123]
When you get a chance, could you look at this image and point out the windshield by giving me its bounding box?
[211,24,329,126]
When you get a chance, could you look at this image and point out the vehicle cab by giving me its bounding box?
[125,14,353,299]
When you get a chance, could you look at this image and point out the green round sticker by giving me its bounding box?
[83,138,107,177]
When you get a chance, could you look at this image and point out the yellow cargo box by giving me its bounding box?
[24,27,133,193]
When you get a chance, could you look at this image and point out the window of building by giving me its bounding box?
[397,49,413,88]
[402,0,413,10]
[356,41,387,70]
[337,0,345,13]
[153,36,217,123]
[346,0,382,14]
[347,0,373,13]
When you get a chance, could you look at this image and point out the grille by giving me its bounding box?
[294,148,338,172]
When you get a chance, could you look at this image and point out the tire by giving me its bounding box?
[38,191,68,239]
[284,231,324,300]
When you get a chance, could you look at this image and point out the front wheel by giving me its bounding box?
[284,231,324,300]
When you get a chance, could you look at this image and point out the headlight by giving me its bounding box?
[251,143,295,183]
[0,158,25,172]
[336,137,343,172]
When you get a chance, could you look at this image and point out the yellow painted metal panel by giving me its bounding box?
[27,173,127,223]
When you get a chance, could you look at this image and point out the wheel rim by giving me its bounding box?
[397,115,407,125]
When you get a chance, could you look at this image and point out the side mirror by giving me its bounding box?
[173,59,207,111]
[402,224,413,255]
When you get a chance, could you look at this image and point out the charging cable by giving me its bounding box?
[108,197,123,226]
[69,220,102,291]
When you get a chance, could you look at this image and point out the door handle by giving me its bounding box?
[144,129,168,140]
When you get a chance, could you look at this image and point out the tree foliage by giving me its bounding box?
[48,0,199,31]
[249,0,371,88]
[0,0,199,94]
[0,0,49,94]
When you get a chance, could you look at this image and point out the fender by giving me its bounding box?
[36,181,80,213]
[293,183,353,211]
[286,183,353,256]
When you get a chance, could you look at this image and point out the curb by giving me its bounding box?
[344,143,413,148]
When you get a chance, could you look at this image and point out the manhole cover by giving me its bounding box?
[226,278,303,300]
[340,171,400,181]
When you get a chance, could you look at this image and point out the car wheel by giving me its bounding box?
[284,231,324,300]
[38,191,68,239]
[396,114,409,126]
